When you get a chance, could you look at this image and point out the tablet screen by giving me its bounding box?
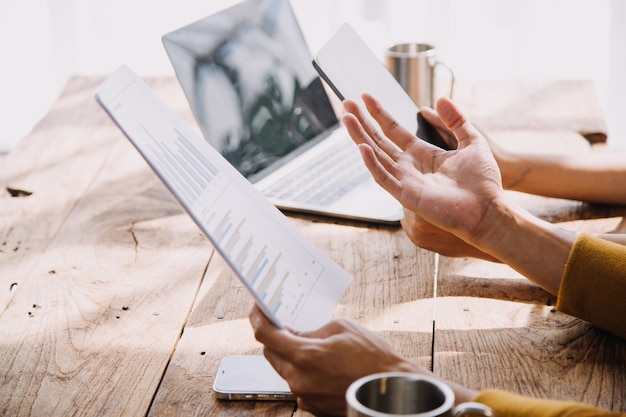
[313,23,450,150]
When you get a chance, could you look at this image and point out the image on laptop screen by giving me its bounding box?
[162,0,337,178]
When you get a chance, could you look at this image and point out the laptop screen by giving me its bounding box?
[163,0,338,178]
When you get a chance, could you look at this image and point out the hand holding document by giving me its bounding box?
[96,66,352,332]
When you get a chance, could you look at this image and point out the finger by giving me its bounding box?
[343,99,384,147]
[420,107,458,149]
[419,107,446,130]
[341,102,375,148]
[342,113,399,179]
[292,316,358,339]
[249,307,297,377]
[249,306,305,353]
[342,115,404,197]
[361,93,421,151]
[435,97,482,149]
[298,395,346,416]
[262,345,294,382]
[343,99,403,161]
[357,143,404,199]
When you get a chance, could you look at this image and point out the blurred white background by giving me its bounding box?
[1,0,625,154]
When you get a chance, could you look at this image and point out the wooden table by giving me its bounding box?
[0,76,624,416]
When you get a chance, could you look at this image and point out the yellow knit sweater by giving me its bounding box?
[473,234,626,416]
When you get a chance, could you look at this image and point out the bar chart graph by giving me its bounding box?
[205,194,324,320]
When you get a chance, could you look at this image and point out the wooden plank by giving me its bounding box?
[0,77,212,416]
[146,251,298,417]
[434,256,626,410]
[0,77,115,312]
[0,76,194,312]
[150,218,436,417]
[452,80,608,143]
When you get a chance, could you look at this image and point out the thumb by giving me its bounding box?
[435,97,481,149]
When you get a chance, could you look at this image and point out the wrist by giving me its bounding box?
[471,196,517,250]
[496,150,523,191]
[470,196,574,295]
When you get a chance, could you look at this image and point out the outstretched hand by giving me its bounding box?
[342,95,503,249]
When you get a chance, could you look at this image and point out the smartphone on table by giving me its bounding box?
[212,355,295,401]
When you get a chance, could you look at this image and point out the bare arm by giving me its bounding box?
[420,106,626,205]
[498,148,626,204]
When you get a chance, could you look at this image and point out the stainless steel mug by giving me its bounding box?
[346,373,495,417]
[385,43,454,108]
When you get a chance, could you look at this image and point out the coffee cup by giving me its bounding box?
[346,372,495,417]
[385,43,454,108]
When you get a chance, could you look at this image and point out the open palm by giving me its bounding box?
[343,95,503,245]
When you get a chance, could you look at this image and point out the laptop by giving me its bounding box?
[161,0,402,225]
[95,65,352,332]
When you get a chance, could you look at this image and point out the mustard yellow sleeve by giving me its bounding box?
[556,233,626,339]
[474,389,624,416]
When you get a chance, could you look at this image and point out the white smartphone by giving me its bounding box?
[212,355,295,401]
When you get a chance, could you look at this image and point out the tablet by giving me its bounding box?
[313,23,449,150]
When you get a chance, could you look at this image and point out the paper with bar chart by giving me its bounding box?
[96,66,352,331]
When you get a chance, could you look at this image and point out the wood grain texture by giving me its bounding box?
[434,257,626,410]
[434,131,626,412]
[452,80,608,143]
[148,217,436,417]
[0,78,212,416]
[1,76,624,416]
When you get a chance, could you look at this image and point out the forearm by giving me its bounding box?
[499,151,626,205]
[470,197,575,296]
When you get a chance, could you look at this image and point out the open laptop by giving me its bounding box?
[95,65,352,332]
[161,0,402,225]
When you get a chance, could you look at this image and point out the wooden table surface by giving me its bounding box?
[0,76,624,416]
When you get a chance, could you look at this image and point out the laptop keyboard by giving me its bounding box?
[263,140,370,206]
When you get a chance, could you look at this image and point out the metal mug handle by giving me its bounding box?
[453,401,496,417]
[433,61,455,102]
